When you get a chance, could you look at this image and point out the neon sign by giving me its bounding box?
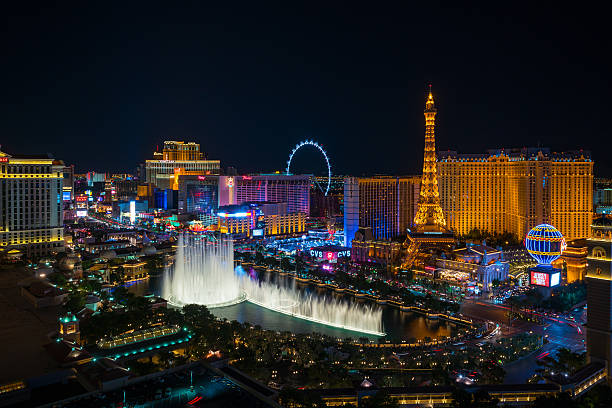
[531,271,549,287]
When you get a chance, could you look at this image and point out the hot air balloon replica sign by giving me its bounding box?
[524,224,566,289]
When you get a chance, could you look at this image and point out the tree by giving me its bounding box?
[360,391,398,408]
[112,285,130,304]
[65,291,86,313]
[255,251,264,265]
[278,388,327,408]
[280,257,292,271]
[451,388,499,408]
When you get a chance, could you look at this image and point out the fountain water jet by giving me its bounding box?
[163,234,245,307]
[163,233,384,335]
[242,274,385,336]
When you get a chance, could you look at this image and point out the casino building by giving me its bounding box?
[0,150,65,258]
[435,244,509,291]
[217,202,306,238]
[584,215,612,383]
[234,174,310,215]
[143,141,221,189]
[437,148,593,240]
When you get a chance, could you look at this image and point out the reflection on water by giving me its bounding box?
[130,270,457,341]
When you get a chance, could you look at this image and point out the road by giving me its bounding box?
[460,299,585,383]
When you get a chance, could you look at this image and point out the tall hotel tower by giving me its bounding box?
[437,148,593,240]
[0,150,65,257]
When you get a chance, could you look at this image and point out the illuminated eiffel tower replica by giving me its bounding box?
[404,86,454,268]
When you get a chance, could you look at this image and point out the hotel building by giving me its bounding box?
[0,150,65,257]
[344,176,420,247]
[143,141,220,189]
[437,148,593,241]
[584,216,612,383]
[217,202,305,237]
[234,174,310,215]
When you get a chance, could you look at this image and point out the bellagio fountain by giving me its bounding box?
[163,233,384,336]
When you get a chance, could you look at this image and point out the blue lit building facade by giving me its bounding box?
[343,176,420,247]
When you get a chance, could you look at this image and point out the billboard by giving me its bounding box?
[530,270,561,287]
[76,210,87,217]
[530,271,549,286]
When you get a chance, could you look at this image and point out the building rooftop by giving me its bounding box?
[438,148,592,162]
[592,216,612,227]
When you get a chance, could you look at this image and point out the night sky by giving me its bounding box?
[1,3,610,176]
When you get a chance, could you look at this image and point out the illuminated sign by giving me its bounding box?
[252,229,264,237]
[76,195,87,202]
[310,249,350,260]
[198,176,206,181]
[129,200,136,224]
[226,177,234,188]
[62,191,71,201]
[218,212,251,218]
[0,157,9,163]
[76,210,87,217]
[550,272,560,287]
[531,272,549,286]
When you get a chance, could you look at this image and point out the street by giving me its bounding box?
[460,299,585,383]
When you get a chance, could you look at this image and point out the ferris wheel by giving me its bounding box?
[285,140,331,196]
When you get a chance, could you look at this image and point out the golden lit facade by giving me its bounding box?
[413,89,447,232]
[437,149,593,240]
[0,151,65,257]
[157,141,203,161]
[144,140,220,189]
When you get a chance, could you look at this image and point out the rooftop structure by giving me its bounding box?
[143,140,220,189]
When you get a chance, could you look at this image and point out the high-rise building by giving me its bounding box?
[234,174,310,215]
[343,176,420,247]
[437,148,593,240]
[594,178,612,215]
[0,150,65,258]
[217,202,306,237]
[584,216,612,383]
[144,141,220,189]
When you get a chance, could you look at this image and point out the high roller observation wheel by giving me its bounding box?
[286,140,331,196]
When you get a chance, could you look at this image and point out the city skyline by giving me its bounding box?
[2,4,612,404]
[2,3,610,176]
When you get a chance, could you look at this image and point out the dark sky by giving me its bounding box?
[1,3,610,176]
